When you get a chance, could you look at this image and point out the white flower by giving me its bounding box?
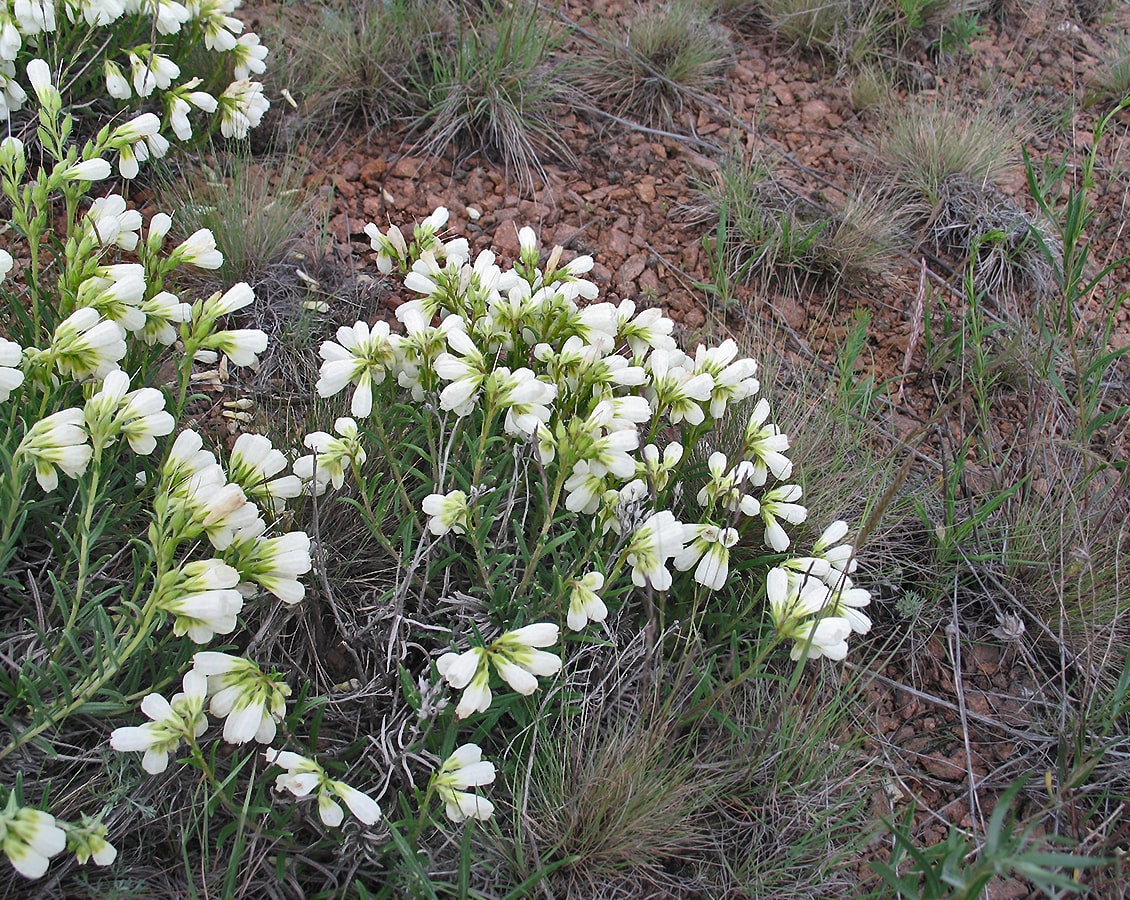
[316,320,401,417]
[227,432,302,513]
[17,408,92,492]
[63,815,117,867]
[0,62,26,117]
[760,484,807,551]
[433,328,488,415]
[422,489,470,537]
[49,308,126,380]
[85,194,142,250]
[139,291,192,345]
[25,58,58,108]
[0,337,24,401]
[153,0,190,33]
[231,32,268,79]
[766,567,851,661]
[638,441,683,491]
[192,652,291,744]
[646,348,713,426]
[812,520,859,584]
[364,221,408,274]
[155,559,244,643]
[171,228,224,269]
[430,744,496,823]
[436,647,491,719]
[489,624,561,695]
[128,49,180,97]
[566,571,607,631]
[674,524,739,590]
[625,510,688,590]
[104,59,130,99]
[60,157,112,181]
[292,417,365,492]
[743,398,792,485]
[691,339,760,419]
[219,79,269,139]
[202,328,268,367]
[0,20,21,62]
[228,531,312,604]
[109,670,209,774]
[84,369,174,454]
[264,749,381,826]
[0,797,66,879]
[616,300,676,356]
[14,0,56,35]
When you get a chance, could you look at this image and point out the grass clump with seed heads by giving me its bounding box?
[409,0,574,192]
[698,152,900,300]
[577,0,735,127]
[279,0,455,131]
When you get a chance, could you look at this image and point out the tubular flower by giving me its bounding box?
[109,670,209,774]
[63,815,117,867]
[433,327,488,415]
[0,796,66,879]
[154,559,244,643]
[0,337,24,401]
[292,417,365,492]
[16,408,92,492]
[192,652,292,744]
[759,484,807,552]
[625,510,688,590]
[218,79,269,139]
[488,624,562,695]
[742,397,792,485]
[264,750,381,827]
[227,432,302,513]
[139,291,192,346]
[566,571,607,631]
[128,48,180,97]
[226,530,312,604]
[74,264,147,332]
[691,339,759,419]
[49,308,126,380]
[430,744,496,823]
[231,32,268,79]
[674,524,739,591]
[638,441,683,492]
[85,194,142,250]
[645,348,714,426]
[422,489,470,537]
[83,369,174,454]
[812,520,859,586]
[200,327,268,367]
[316,320,402,417]
[766,567,851,661]
[170,228,223,269]
[436,647,491,719]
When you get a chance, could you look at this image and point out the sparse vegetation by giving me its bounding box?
[2,0,1129,897]
[577,0,735,127]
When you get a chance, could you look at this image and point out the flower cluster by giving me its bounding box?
[2,0,269,174]
[310,210,871,670]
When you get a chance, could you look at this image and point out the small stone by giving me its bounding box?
[615,252,647,291]
[607,229,632,257]
[391,156,423,178]
[635,176,657,203]
[493,222,522,259]
[771,83,794,105]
